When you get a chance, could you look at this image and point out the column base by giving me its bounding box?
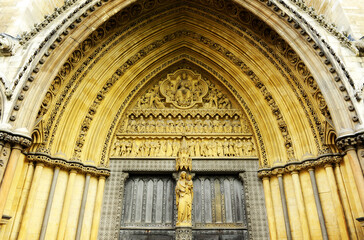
[176,226,192,240]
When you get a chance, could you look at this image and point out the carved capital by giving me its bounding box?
[0,130,32,148]
[27,152,110,177]
[336,132,364,151]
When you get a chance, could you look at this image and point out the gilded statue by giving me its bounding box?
[176,171,193,226]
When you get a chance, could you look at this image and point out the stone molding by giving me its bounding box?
[0,130,32,148]
[257,154,342,178]
[27,152,110,177]
[336,132,364,151]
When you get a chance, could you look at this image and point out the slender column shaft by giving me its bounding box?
[18,162,44,239]
[57,170,77,240]
[308,168,328,240]
[90,176,106,239]
[346,149,364,210]
[262,177,277,240]
[334,164,358,239]
[291,171,311,240]
[75,173,91,240]
[0,144,22,219]
[9,162,34,239]
[277,174,292,240]
[39,166,60,240]
[325,164,349,239]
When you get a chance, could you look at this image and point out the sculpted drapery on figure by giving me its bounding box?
[176,171,193,226]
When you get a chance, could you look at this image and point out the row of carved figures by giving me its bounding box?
[122,114,249,134]
[111,138,256,157]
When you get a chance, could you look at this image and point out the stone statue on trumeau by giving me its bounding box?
[176,171,193,226]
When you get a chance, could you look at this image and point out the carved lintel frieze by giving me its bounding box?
[257,154,342,178]
[27,152,110,177]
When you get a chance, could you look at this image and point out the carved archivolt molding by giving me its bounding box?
[257,154,342,178]
[23,0,354,167]
[27,152,110,177]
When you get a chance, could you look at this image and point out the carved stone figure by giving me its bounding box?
[176,138,192,171]
[172,139,180,156]
[217,140,224,157]
[160,69,208,109]
[175,73,193,107]
[166,115,175,133]
[213,115,223,133]
[176,115,185,133]
[218,92,231,109]
[185,115,194,132]
[194,115,203,133]
[146,115,156,132]
[194,139,201,156]
[111,140,121,156]
[176,171,193,226]
[156,115,165,133]
[131,141,139,156]
[166,139,173,157]
[246,139,254,156]
[223,115,232,133]
[232,115,242,133]
[127,115,137,132]
[137,116,146,133]
[203,115,212,133]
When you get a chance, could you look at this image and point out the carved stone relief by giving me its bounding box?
[111,68,257,162]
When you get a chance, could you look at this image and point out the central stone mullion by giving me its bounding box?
[175,137,193,240]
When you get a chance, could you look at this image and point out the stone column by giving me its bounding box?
[291,170,311,240]
[324,164,349,239]
[277,173,292,240]
[18,162,44,239]
[334,163,358,239]
[308,168,328,240]
[0,144,22,220]
[9,162,34,239]
[39,166,60,240]
[90,176,106,239]
[262,176,277,240]
[75,173,91,240]
[345,147,364,210]
[57,169,77,240]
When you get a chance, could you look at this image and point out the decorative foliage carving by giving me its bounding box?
[0,33,18,56]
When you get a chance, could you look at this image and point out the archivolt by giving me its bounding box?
[15,0,353,166]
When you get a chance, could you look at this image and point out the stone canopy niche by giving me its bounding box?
[110,68,257,159]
